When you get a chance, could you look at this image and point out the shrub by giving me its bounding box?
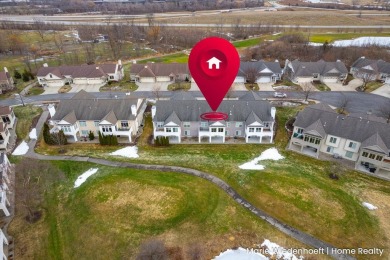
[22,72,30,82]
[14,70,21,79]
[88,131,95,141]
[98,131,118,145]
[43,123,53,144]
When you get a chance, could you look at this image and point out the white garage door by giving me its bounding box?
[73,78,88,84]
[88,78,104,84]
[256,77,271,83]
[322,77,338,83]
[234,76,245,83]
[156,76,171,82]
[140,77,155,83]
[45,80,65,87]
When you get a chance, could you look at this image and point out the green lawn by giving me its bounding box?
[138,52,189,64]
[25,86,45,96]
[13,105,43,141]
[9,161,311,259]
[100,81,139,92]
[167,82,191,91]
[309,33,390,43]
[364,81,384,92]
[233,33,283,48]
[33,107,390,259]
[313,82,331,91]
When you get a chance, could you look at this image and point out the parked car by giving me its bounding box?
[274,92,287,98]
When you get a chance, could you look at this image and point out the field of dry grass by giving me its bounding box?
[153,8,390,26]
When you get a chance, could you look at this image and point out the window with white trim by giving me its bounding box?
[329,137,337,144]
[348,141,357,149]
[183,122,191,128]
[157,122,164,128]
[345,151,354,158]
[79,121,87,127]
[94,121,100,127]
[235,122,243,127]
[62,126,72,133]
[101,126,112,133]
[121,121,129,128]
[81,130,89,136]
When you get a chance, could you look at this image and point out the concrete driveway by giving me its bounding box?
[69,83,105,93]
[326,79,361,91]
[258,83,275,91]
[136,82,171,91]
[372,84,390,98]
[190,82,200,91]
[231,83,246,91]
[41,86,62,95]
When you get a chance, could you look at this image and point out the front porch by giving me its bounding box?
[288,141,319,158]
[246,135,273,144]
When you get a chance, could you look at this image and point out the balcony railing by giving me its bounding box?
[117,127,130,132]
[199,127,209,132]
[293,132,304,139]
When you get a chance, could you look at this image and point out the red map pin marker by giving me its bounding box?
[189,37,240,112]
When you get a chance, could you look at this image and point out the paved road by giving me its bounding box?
[2,91,389,116]
[23,110,355,260]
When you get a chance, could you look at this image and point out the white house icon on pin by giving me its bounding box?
[207,57,222,70]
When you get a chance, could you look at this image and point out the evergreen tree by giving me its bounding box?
[22,71,30,82]
[88,131,95,141]
[43,123,53,144]
[14,70,21,79]
[98,131,103,144]
[155,137,160,146]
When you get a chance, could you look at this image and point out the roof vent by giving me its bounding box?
[336,59,341,62]
[302,66,306,69]
[361,56,365,59]
[96,66,99,70]
[359,117,362,120]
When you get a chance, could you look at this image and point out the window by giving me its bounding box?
[249,128,254,132]
[329,137,337,144]
[109,76,114,79]
[264,123,270,128]
[297,128,303,134]
[235,130,241,136]
[62,126,72,133]
[101,126,112,133]
[256,128,261,132]
[201,122,208,128]
[1,116,10,123]
[376,155,383,161]
[183,122,191,128]
[362,152,368,157]
[157,122,164,128]
[121,121,129,128]
[166,128,172,133]
[235,122,243,127]
[327,146,334,153]
[345,151,354,158]
[369,153,375,159]
[211,128,217,132]
[172,128,178,132]
[218,128,224,132]
[226,122,230,127]
[49,74,53,78]
[348,142,357,149]
[81,130,89,136]
[94,121,100,127]
[79,121,87,127]
[184,130,190,136]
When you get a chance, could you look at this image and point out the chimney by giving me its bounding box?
[4,67,8,73]
[43,63,48,67]
[336,59,341,62]
[271,107,276,119]
[131,105,137,116]
[151,106,156,118]
[118,59,122,66]
[361,56,365,59]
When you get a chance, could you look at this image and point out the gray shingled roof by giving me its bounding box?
[303,119,326,138]
[245,111,263,125]
[52,91,140,122]
[351,57,390,74]
[130,63,189,77]
[0,71,11,82]
[154,100,273,124]
[164,111,181,125]
[37,64,117,78]
[171,91,196,100]
[0,106,11,116]
[237,61,282,77]
[361,133,388,154]
[290,60,348,77]
[294,103,390,154]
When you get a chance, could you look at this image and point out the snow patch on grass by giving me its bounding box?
[363,202,378,210]
[239,148,284,170]
[109,146,139,158]
[213,247,267,260]
[29,128,37,140]
[74,168,99,188]
[12,141,29,155]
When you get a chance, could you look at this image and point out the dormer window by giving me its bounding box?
[49,74,53,78]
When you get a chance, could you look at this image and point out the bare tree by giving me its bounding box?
[152,84,162,100]
[338,93,350,114]
[355,68,378,92]
[379,100,390,123]
[243,65,259,90]
[33,18,46,41]
[53,33,65,54]
[15,159,64,223]
[136,239,167,260]
[300,82,316,101]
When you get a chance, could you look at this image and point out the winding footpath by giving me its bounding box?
[24,110,355,260]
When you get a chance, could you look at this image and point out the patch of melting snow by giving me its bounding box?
[214,239,303,260]
[109,146,139,158]
[362,202,378,210]
[12,141,29,155]
[74,168,99,188]
[29,128,37,140]
[310,37,390,47]
[239,148,284,170]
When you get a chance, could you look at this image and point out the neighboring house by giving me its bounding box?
[0,123,10,151]
[289,103,390,176]
[130,63,190,83]
[235,61,282,83]
[50,90,146,142]
[350,57,390,84]
[0,67,14,94]
[152,91,276,144]
[0,107,16,129]
[0,228,8,260]
[284,59,348,84]
[37,60,124,88]
[0,153,11,218]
